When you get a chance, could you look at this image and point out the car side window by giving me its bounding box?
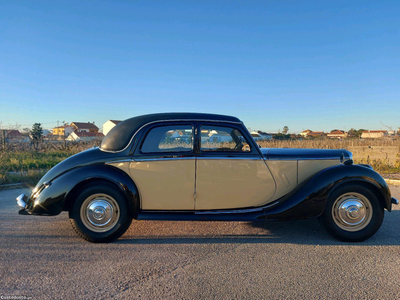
[200,125,251,152]
[141,125,193,153]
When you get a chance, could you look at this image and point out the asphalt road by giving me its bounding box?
[1,187,399,300]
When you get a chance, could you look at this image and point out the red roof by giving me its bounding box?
[329,130,345,134]
[0,130,22,138]
[307,131,324,136]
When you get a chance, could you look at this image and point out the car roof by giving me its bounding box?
[100,112,242,152]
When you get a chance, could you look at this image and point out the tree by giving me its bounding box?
[282,126,289,135]
[31,123,43,151]
[348,128,365,138]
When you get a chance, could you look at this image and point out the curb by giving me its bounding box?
[0,183,28,191]
[385,179,400,186]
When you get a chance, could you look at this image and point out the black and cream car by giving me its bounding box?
[17,113,398,243]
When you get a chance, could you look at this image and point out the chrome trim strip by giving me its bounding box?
[134,157,196,162]
[109,157,263,163]
[265,157,342,161]
[105,159,133,164]
[195,201,279,214]
[100,118,243,154]
[197,157,263,161]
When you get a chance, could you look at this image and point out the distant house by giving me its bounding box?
[103,120,122,136]
[208,132,232,143]
[71,122,99,133]
[0,130,23,142]
[52,125,75,136]
[327,130,348,139]
[299,129,312,137]
[66,132,104,142]
[307,131,324,138]
[361,130,388,139]
[42,129,51,137]
[250,131,272,141]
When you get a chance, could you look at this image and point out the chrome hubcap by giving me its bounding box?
[80,194,120,233]
[87,200,114,226]
[332,192,372,232]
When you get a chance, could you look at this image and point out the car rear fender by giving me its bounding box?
[264,164,392,220]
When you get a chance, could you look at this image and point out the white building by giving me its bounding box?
[66,132,104,142]
[103,120,122,136]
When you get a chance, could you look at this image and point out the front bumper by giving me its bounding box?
[16,194,28,209]
[16,194,31,215]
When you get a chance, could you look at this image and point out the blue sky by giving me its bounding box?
[1,0,399,133]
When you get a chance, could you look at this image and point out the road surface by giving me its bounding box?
[1,186,399,299]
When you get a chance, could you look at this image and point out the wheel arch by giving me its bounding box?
[28,164,140,217]
[64,175,139,219]
[326,179,387,212]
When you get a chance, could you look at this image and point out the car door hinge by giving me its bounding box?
[193,192,197,201]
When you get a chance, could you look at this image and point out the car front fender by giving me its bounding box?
[264,163,392,220]
[27,165,139,217]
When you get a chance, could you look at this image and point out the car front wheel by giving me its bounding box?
[69,182,132,243]
[319,184,384,242]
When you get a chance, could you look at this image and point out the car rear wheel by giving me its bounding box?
[69,182,132,243]
[319,184,384,242]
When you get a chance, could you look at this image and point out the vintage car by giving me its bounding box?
[17,113,398,243]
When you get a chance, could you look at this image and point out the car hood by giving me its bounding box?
[260,148,352,161]
[35,147,125,188]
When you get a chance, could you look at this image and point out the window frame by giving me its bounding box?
[136,122,196,156]
[196,122,259,157]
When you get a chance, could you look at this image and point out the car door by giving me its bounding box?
[195,123,276,210]
[129,123,196,210]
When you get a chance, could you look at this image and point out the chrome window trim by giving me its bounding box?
[140,123,195,155]
[100,119,243,154]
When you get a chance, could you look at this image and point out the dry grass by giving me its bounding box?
[257,138,400,149]
[258,138,400,173]
[0,141,101,186]
[1,138,399,186]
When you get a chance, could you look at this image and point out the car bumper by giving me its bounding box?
[16,194,31,215]
[392,197,399,205]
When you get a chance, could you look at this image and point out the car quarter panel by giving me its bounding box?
[298,159,339,184]
[264,160,297,202]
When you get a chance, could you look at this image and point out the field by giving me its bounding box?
[0,139,399,186]
[0,141,99,186]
